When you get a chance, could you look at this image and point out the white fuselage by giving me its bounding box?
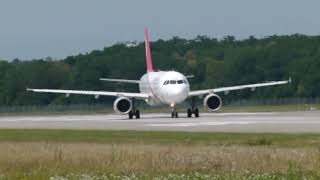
[139,71,190,106]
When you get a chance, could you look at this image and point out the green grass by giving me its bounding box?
[1,129,320,179]
[0,129,320,147]
[22,172,320,180]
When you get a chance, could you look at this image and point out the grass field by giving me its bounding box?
[1,129,320,179]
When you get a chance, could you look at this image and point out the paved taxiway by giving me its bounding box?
[0,111,319,133]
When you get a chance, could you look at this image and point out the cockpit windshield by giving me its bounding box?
[170,80,176,84]
[163,80,187,85]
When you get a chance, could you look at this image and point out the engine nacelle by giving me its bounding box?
[203,94,222,111]
[113,97,132,114]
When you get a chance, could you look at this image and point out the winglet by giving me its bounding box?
[289,77,292,84]
[144,27,154,72]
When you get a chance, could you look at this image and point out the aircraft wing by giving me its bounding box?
[99,78,140,84]
[189,78,291,97]
[27,88,149,99]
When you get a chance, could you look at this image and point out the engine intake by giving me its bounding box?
[113,97,132,114]
[203,94,222,111]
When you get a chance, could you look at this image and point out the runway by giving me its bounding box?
[0,111,319,133]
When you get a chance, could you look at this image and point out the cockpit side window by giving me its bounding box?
[163,80,169,85]
[177,80,183,84]
[169,80,177,84]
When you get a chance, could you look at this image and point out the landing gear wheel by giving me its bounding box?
[171,111,178,118]
[128,98,141,119]
[129,110,140,119]
[187,108,200,118]
[129,111,133,119]
[189,97,200,118]
[187,108,192,118]
[194,108,199,118]
[135,110,140,119]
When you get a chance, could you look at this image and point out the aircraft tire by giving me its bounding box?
[187,109,192,118]
[129,111,133,119]
[194,108,199,118]
[135,110,140,119]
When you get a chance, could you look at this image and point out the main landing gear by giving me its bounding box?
[187,108,199,118]
[170,97,200,118]
[129,110,140,119]
[187,97,200,118]
[128,98,140,119]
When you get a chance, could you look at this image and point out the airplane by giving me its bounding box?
[27,28,291,119]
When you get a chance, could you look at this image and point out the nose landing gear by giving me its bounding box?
[171,111,178,118]
[171,103,178,118]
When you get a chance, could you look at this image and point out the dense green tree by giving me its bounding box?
[0,34,319,106]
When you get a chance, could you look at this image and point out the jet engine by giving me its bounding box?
[203,94,222,111]
[113,97,132,114]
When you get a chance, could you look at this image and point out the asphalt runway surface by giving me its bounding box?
[0,111,319,133]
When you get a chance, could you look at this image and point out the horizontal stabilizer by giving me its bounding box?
[185,75,195,78]
[99,78,140,84]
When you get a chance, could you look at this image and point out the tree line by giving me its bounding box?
[0,34,319,106]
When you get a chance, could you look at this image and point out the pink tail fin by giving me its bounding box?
[144,28,154,72]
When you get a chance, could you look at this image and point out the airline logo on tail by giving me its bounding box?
[145,28,154,72]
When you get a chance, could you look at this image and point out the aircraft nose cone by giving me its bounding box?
[170,88,183,95]
[165,86,189,104]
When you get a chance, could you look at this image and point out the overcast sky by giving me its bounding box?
[0,0,319,60]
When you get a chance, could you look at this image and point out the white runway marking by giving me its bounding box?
[213,112,277,116]
[145,121,256,127]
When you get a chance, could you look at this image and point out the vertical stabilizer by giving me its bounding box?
[145,28,154,72]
